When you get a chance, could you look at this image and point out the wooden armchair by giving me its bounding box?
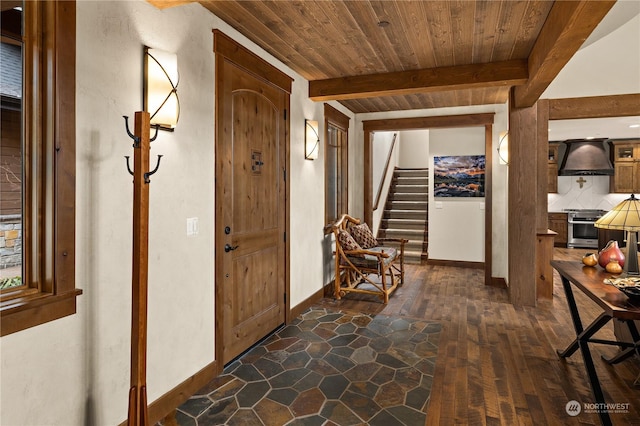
[329,214,407,304]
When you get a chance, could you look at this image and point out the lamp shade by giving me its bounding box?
[144,47,180,129]
[305,119,319,160]
[594,194,640,231]
[497,132,509,165]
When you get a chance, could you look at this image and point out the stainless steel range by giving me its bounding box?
[565,209,607,249]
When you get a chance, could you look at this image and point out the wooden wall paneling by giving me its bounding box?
[508,88,538,307]
[536,99,549,232]
[363,128,373,227]
[484,124,493,286]
[0,109,22,215]
[536,231,555,299]
[536,101,554,301]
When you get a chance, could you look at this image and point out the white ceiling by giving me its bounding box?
[549,116,640,141]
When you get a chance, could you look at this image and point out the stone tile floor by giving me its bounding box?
[168,308,441,426]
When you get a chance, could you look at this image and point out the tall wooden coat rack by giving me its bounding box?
[123,111,162,426]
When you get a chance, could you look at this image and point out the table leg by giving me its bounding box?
[558,313,612,358]
[580,338,613,426]
[556,275,585,358]
[602,319,640,364]
[557,275,612,426]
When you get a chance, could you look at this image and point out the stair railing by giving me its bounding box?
[373,133,398,211]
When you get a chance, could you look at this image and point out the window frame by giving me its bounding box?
[0,0,80,336]
[324,104,350,225]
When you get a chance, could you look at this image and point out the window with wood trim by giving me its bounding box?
[0,0,79,336]
[324,104,349,225]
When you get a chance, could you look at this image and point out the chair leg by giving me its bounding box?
[381,268,389,304]
[334,268,342,300]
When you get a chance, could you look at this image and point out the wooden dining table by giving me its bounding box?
[551,260,640,426]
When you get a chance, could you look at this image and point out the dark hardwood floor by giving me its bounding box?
[315,248,640,425]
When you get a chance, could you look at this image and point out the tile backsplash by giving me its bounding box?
[548,175,630,212]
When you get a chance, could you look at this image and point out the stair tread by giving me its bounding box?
[379,168,430,260]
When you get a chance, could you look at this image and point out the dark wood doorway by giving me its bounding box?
[214,31,292,365]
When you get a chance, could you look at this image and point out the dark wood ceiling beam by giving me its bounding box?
[309,59,528,101]
[362,113,495,132]
[548,94,640,120]
[512,0,616,109]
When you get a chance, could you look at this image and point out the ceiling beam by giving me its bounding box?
[548,93,640,120]
[309,59,528,102]
[513,0,616,109]
[362,113,495,132]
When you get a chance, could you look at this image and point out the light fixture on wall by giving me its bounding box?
[144,46,180,131]
[497,131,509,165]
[305,119,319,160]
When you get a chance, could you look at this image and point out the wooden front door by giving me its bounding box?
[215,51,288,364]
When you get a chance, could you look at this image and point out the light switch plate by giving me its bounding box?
[187,217,199,236]
[435,201,443,209]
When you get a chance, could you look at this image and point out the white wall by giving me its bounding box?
[549,176,631,213]
[398,129,430,169]
[372,131,396,194]
[371,131,398,233]
[0,1,353,425]
[429,127,486,262]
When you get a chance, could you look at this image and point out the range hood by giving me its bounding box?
[558,138,614,176]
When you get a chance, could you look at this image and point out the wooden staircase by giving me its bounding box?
[378,168,429,264]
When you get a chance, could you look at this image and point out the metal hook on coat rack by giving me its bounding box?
[123,115,160,146]
[123,115,163,182]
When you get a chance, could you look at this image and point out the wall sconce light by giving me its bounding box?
[144,46,180,131]
[497,131,509,165]
[305,119,319,160]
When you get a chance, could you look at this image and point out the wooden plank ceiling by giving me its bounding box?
[149,0,615,114]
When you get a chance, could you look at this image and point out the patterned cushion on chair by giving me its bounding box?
[338,229,362,252]
[350,223,378,249]
[346,246,397,269]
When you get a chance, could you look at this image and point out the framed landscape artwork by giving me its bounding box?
[433,155,485,197]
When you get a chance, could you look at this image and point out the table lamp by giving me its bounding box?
[594,194,640,277]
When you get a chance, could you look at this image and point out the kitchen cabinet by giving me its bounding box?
[598,228,625,251]
[548,212,568,247]
[548,143,559,193]
[610,139,640,193]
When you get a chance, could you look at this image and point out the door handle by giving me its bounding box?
[224,244,239,253]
